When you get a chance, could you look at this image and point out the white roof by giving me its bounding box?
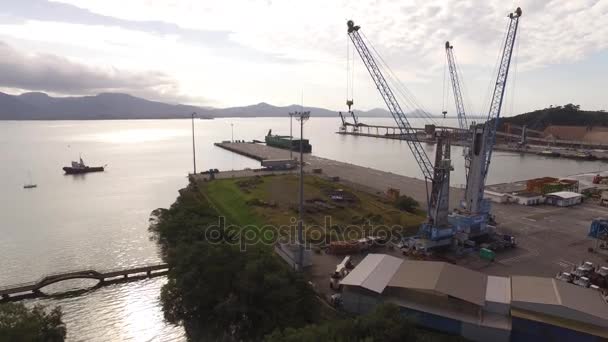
[340,254,403,293]
[486,276,511,304]
[546,191,581,199]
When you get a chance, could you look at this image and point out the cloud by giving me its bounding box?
[4,0,297,64]
[0,41,200,103]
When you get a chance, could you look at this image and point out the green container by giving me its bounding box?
[480,248,496,261]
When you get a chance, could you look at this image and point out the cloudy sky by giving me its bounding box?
[0,0,606,115]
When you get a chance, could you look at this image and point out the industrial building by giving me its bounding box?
[545,191,583,207]
[484,177,582,207]
[508,191,545,206]
[339,254,608,342]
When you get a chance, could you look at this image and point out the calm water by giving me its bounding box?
[1,117,606,341]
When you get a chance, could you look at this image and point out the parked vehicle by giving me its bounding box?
[556,272,573,283]
[574,276,590,288]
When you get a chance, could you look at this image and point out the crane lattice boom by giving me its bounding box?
[464,7,522,214]
[445,42,469,131]
[347,21,434,180]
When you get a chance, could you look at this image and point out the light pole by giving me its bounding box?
[231,123,234,143]
[191,112,197,174]
[294,110,310,270]
[288,112,294,160]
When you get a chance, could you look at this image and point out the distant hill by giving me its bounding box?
[0,92,211,120]
[500,104,608,131]
[0,91,442,120]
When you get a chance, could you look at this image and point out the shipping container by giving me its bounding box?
[480,248,496,261]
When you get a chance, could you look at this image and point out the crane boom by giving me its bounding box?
[347,20,451,227]
[445,42,468,131]
[347,21,434,180]
[464,7,522,214]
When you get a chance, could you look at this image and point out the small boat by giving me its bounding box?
[23,171,37,189]
[63,157,105,174]
[538,150,560,157]
[573,151,597,161]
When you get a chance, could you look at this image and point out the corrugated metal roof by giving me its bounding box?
[511,276,608,328]
[388,260,487,306]
[545,191,581,199]
[511,276,559,305]
[555,280,608,326]
[485,276,511,304]
[340,254,403,294]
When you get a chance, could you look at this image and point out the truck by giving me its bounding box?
[260,159,296,170]
[330,256,354,290]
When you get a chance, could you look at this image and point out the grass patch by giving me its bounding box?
[198,174,425,242]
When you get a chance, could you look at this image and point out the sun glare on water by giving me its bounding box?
[82,129,187,144]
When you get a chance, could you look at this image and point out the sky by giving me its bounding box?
[0,0,607,115]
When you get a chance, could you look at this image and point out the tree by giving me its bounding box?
[395,195,419,213]
[0,303,66,342]
[151,181,319,340]
[264,303,460,342]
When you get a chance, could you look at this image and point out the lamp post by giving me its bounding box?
[294,110,310,270]
[289,112,294,160]
[191,112,197,174]
[231,123,234,143]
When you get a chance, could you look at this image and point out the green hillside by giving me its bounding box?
[500,104,608,131]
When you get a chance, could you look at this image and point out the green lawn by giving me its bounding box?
[199,174,425,242]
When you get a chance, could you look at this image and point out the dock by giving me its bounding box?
[338,123,608,160]
[0,263,169,302]
[212,142,463,207]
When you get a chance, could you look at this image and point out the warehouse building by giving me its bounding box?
[339,254,608,342]
[508,191,545,206]
[545,191,583,207]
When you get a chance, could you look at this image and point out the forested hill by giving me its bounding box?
[500,104,608,131]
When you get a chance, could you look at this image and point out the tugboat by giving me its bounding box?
[63,157,105,174]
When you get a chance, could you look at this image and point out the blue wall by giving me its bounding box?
[399,306,461,335]
[512,317,603,342]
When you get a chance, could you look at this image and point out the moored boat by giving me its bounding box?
[573,151,597,161]
[63,157,105,174]
[537,149,560,157]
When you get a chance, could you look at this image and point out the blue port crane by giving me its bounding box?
[462,7,522,227]
[347,20,452,230]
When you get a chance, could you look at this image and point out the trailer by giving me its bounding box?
[260,159,296,170]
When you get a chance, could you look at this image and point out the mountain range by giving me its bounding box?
[0,92,441,120]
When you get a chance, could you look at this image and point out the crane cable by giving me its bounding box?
[482,19,511,123]
[442,55,448,116]
[359,31,437,125]
[346,35,350,103]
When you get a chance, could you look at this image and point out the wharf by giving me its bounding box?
[338,125,608,161]
[212,142,463,207]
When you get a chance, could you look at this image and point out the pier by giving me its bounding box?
[212,142,464,207]
[0,263,169,302]
[338,123,608,160]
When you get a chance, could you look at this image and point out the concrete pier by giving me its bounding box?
[212,142,463,207]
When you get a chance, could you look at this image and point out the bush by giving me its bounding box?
[0,303,66,342]
[395,195,419,213]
